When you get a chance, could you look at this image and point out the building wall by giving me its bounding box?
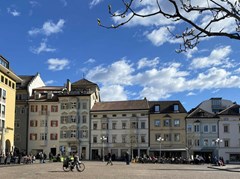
[91,110,149,160]
[0,71,17,155]
[219,115,240,163]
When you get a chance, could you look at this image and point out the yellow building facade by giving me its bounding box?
[0,55,22,155]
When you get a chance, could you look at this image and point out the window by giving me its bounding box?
[164,134,171,141]
[30,133,37,140]
[203,125,209,133]
[122,122,126,129]
[141,136,146,143]
[1,76,4,83]
[93,136,97,143]
[51,105,58,112]
[82,102,87,109]
[70,116,76,123]
[141,122,145,129]
[154,120,160,127]
[82,115,87,123]
[112,114,116,117]
[174,133,180,142]
[112,122,116,129]
[61,116,68,124]
[70,102,77,109]
[102,123,108,129]
[40,120,47,127]
[30,105,38,112]
[224,140,229,147]
[15,121,20,128]
[194,124,200,132]
[70,130,76,138]
[40,133,47,140]
[20,107,25,114]
[187,124,192,132]
[81,130,88,138]
[211,125,217,133]
[112,135,117,143]
[61,103,68,109]
[194,139,200,146]
[187,139,193,147]
[174,119,180,127]
[93,123,97,130]
[174,104,179,112]
[50,133,58,140]
[60,131,67,139]
[203,139,209,146]
[122,135,126,143]
[223,125,229,133]
[15,134,21,141]
[51,120,58,127]
[164,119,171,127]
[30,120,37,127]
[1,105,5,116]
[154,105,160,113]
[131,122,137,129]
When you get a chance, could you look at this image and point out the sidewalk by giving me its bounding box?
[208,164,240,172]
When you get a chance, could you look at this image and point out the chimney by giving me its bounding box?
[66,79,71,92]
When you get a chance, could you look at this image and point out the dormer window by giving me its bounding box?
[154,105,160,113]
[173,104,179,112]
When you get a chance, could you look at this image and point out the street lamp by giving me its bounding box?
[157,137,164,162]
[215,138,223,159]
[100,136,107,162]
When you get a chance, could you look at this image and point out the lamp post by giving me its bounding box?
[157,137,164,162]
[215,138,222,159]
[100,136,107,162]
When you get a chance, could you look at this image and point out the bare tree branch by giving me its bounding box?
[98,0,240,52]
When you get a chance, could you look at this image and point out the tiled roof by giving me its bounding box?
[148,101,187,113]
[91,99,149,112]
[72,78,99,89]
[218,104,240,115]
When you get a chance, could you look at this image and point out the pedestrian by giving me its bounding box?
[106,152,113,165]
[125,151,130,165]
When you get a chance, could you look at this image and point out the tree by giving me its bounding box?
[98,0,240,52]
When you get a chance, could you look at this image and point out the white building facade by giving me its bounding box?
[90,99,149,160]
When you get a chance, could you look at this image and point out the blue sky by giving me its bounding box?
[0,0,240,111]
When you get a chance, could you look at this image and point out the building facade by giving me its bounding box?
[90,99,149,160]
[218,104,240,163]
[15,73,45,154]
[0,55,22,155]
[186,98,234,162]
[148,101,187,159]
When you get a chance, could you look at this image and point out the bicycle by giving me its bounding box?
[63,156,85,172]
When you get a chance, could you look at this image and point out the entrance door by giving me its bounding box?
[50,148,57,156]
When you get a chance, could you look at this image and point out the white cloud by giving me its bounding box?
[30,40,56,54]
[100,85,128,101]
[137,57,159,69]
[89,0,104,9]
[28,19,65,36]
[45,80,55,85]
[85,46,240,100]
[86,59,134,85]
[190,46,232,69]
[47,58,70,71]
[7,8,20,16]
[29,1,39,7]
[183,47,198,59]
[85,58,96,64]
[145,26,181,46]
[186,92,196,96]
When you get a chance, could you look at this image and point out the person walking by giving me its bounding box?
[106,152,113,165]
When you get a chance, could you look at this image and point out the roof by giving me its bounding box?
[72,78,99,90]
[17,75,35,89]
[148,101,187,113]
[218,104,240,115]
[91,99,149,112]
[186,108,216,118]
[32,86,64,91]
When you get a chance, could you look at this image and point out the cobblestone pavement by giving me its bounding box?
[0,161,240,179]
